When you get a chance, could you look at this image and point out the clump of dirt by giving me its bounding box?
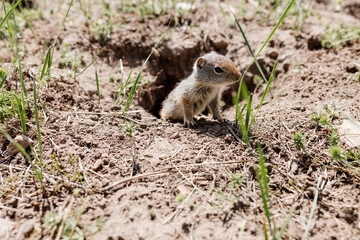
[344,1,360,19]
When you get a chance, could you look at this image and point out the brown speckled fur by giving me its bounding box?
[160,51,241,127]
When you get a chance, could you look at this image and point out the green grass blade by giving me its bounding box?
[19,4,38,44]
[40,48,51,81]
[3,4,14,58]
[0,0,23,28]
[3,1,27,96]
[238,112,249,144]
[94,48,100,103]
[245,94,252,130]
[49,0,74,70]
[255,57,278,116]
[277,203,297,240]
[235,0,295,113]
[7,5,27,97]
[232,13,267,82]
[257,168,272,239]
[0,30,9,41]
[95,65,100,103]
[257,146,274,238]
[235,76,250,127]
[12,93,26,135]
[122,33,166,115]
[0,129,31,160]
[0,67,13,88]
[17,58,27,96]
[33,78,43,184]
[240,77,249,101]
[116,68,133,105]
[240,104,246,114]
[74,49,77,77]
[78,56,97,76]
[249,0,295,69]
[259,148,270,205]
[0,129,44,189]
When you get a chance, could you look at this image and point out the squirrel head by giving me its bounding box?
[193,51,241,85]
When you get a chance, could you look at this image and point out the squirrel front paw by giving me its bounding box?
[213,114,230,124]
[184,119,197,128]
[213,114,224,122]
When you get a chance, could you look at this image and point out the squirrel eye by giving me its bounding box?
[214,67,224,73]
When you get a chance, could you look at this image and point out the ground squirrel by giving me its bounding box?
[160,51,241,127]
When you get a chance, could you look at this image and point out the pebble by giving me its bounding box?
[92,159,103,171]
[224,134,234,144]
[6,135,34,156]
[171,132,180,139]
[268,51,279,59]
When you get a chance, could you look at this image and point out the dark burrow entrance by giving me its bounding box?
[114,34,275,119]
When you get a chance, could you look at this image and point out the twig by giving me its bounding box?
[162,188,195,224]
[102,161,244,191]
[0,204,34,214]
[102,169,170,191]
[175,160,243,168]
[195,141,213,160]
[227,126,246,145]
[164,146,184,161]
[171,162,222,205]
[49,137,60,150]
[87,168,106,178]
[78,157,89,186]
[14,165,31,196]
[61,111,141,124]
[302,173,323,240]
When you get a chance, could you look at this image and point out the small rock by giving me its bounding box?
[22,221,35,238]
[6,135,34,156]
[283,63,290,72]
[307,35,323,50]
[305,187,316,199]
[268,51,279,59]
[90,115,99,121]
[103,158,109,165]
[346,65,358,73]
[171,132,180,139]
[321,188,331,197]
[92,159,103,171]
[177,184,191,198]
[224,134,234,144]
[208,33,228,51]
[140,124,147,129]
[290,162,298,173]
[292,106,301,111]
[338,210,358,224]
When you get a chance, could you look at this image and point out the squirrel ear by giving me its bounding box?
[196,57,206,69]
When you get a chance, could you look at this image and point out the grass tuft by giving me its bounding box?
[233,0,295,143]
[322,23,360,49]
[122,33,166,116]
